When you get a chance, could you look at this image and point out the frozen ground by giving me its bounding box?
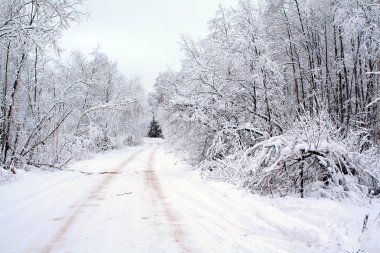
[0,139,379,253]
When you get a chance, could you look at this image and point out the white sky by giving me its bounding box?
[60,0,237,91]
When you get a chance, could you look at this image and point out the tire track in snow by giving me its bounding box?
[40,148,143,253]
[144,147,192,253]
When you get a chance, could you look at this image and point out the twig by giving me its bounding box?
[117,192,132,196]
[362,214,369,233]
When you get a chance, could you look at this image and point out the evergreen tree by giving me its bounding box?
[148,118,163,138]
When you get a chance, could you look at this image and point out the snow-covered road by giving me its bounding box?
[1,139,379,253]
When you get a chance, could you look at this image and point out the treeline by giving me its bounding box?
[152,0,380,198]
[0,0,148,170]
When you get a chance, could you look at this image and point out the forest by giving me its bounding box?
[152,0,380,199]
[0,0,148,171]
[1,0,380,199]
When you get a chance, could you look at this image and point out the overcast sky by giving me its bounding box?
[60,0,237,91]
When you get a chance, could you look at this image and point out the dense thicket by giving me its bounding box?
[152,0,380,198]
[0,0,148,170]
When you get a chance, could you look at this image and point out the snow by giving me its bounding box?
[0,139,379,253]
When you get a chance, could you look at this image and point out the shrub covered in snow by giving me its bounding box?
[201,111,380,199]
